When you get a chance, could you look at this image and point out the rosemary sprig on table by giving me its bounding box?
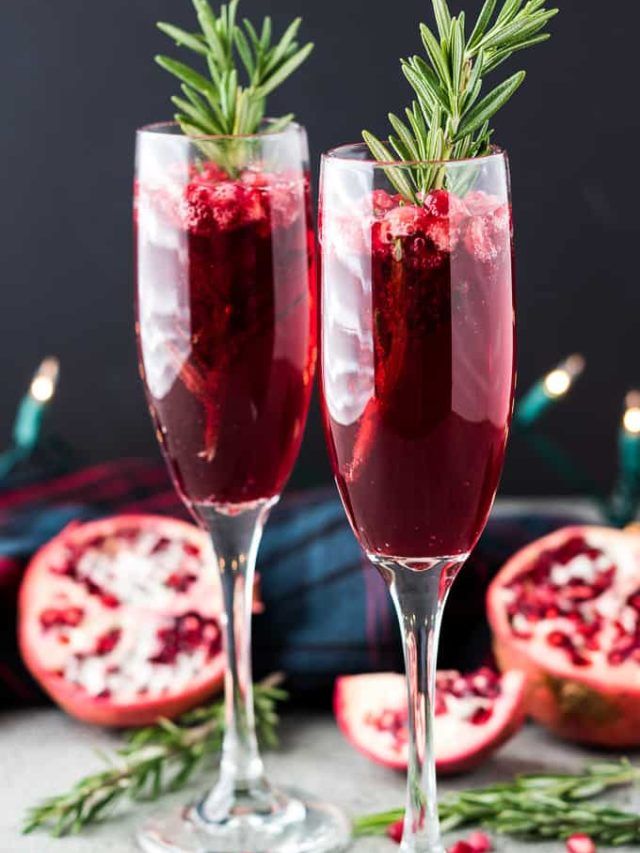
[23,678,286,837]
[364,0,558,199]
[355,760,640,846]
[156,0,313,138]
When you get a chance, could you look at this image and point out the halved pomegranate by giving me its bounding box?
[19,514,257,727]
[488,525,640,746]
[334,668,526,775]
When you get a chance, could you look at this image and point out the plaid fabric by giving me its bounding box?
[0,459,599,706]
[0,460,184,704]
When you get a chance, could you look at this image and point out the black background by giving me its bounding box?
[2,0,638,497]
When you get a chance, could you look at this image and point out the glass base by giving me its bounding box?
[136,786,351,853]
[399,840,444,853]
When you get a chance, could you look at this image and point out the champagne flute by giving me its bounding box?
[319,145,515,852]
[135,121,349,853]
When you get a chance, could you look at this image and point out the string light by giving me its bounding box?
[30,358,60,403]
[623,392,640,436]
[0,357,61,480]
[542,354,586,399]
[611,390,640,526]
[12,357,61,453]
[516,354,585,428]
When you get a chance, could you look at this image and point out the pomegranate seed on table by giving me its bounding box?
[386,818,404,842]
[447,831,493,852]
[386,822,493,852]
[566,834,596,853]
[466,830,493,851]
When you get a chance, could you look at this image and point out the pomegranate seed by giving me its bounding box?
[467,831,493,852]
[150,613,221,665]
[628,592,640,610]
[448,842,474,853]
[372,189,396,216]
[577,621,599,637]
[470,707,493,725]
[565,584,598,602]
[613,635,635,653]
[100,593,120,609]
[94,629,121,656]
[40,607,85,630]
[166,571,197,592]
[555,536,589,564]
[566,834,596,853]
[547,630,571,648]
[423,188,450,217]
[569,652,590,667]
[150,537,171,554]
[386,818,404,843]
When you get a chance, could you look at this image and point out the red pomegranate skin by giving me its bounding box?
[488,525,640,747]
[321,188,515,558]
[136,166,316,509]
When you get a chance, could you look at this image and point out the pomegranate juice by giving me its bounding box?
[136,163,315,509]
[321,187,515,558]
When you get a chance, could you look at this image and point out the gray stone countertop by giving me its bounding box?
[1,708,638,853]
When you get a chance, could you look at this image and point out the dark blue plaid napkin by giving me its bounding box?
[0,460,597,705]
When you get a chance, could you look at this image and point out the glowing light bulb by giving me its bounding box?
[29,358,60,403]
[624,392,640,435]
[544,369,570,397]
[543,354,585,399]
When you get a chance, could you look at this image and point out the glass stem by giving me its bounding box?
[196,500,274,819]
[378,557,464,853]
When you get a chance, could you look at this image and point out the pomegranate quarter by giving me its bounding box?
[488,525,640,746]
[19,515,260,727]
[334,668,526,775]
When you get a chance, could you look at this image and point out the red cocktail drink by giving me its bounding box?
[136,161,315,511]
[321,175,515,559]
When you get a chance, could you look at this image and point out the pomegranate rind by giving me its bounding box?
[333,670,526,775]
[488,525,640,747]
[19,514,229,727]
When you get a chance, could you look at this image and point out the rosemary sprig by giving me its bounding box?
[355,760,640,846]
[156,0,313,138]
[23,677,287,837]
[364,0,558,199]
